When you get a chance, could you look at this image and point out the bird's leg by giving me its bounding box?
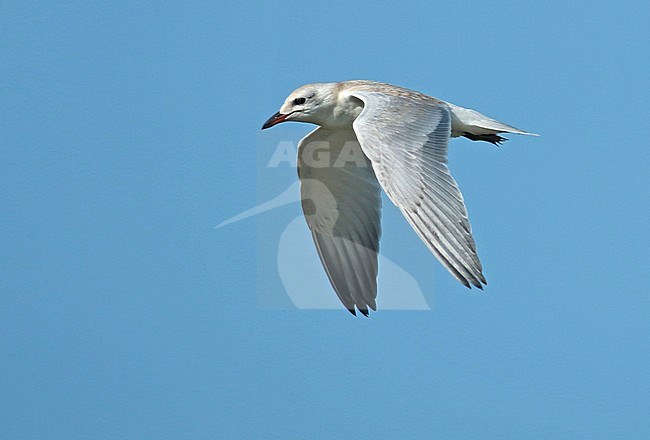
[462,132,507,145]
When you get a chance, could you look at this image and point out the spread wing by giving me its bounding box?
[297,127,382,315]
[349,91,486,288]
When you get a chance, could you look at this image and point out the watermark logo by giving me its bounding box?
[217,130,431,311]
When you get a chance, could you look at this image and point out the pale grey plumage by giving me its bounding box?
[298,128,381,316]
[349,89,485,289]
[262,80,537,315]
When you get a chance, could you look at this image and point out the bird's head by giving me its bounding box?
[261,83,340,129]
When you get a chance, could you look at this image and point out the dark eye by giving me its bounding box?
[292,97,306,106]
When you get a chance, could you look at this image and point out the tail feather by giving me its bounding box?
[446,102,538,140]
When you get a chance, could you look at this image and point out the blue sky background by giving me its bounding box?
[2,1,649,438]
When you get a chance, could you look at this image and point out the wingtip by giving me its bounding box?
[469,279,483,290]
[462,276,487,290]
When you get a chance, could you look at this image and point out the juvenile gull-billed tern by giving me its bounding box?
[262,80,537,316]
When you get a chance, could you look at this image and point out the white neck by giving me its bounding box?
[319,91,363,129]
